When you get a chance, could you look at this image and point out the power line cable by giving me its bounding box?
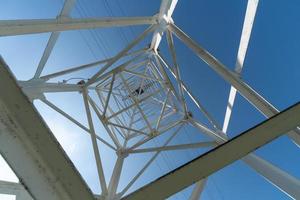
[76,0,109,58]
[102,0,130,45]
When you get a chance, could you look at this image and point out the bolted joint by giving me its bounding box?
[116,148,129,158]
[151,16,169,42]
[164,81,171,87]
[158,14,172,31]
[76,80,86,85]
[185,111,193,120]
[100,115,108,123]
[150,130,159,137]
[18,79,47,101]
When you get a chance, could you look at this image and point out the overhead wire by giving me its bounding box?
[82,0,112,57]
[115,0,137,40]
[57,0,100,60]
[102,0,130,45]
[76,0,109,58]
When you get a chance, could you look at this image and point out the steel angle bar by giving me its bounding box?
[85,25,156,86]
[169,23,300,146]
[0,16,157,36]
[123,102,300,200]
[128,141,215,154]
[33,0,76,79]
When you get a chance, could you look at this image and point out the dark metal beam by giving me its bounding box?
[0,57,95,200]
[123,102,300,200]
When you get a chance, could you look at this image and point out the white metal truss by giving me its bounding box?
[0,58,95,200]
[123,102,300,200]
[0,0,300,200]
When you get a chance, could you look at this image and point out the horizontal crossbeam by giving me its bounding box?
[0,16,157,36]
[128,141,215,153]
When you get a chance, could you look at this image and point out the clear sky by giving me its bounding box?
[1,0,300,200]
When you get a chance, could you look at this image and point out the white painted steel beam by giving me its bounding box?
[243,154,300,199]
[86,25,155,86]
[165,30,188,114]
[19,81,85,100]
[223,0,259,133]
[0,16,157,36]
[150,0,177,51]
[157,53,221,130]
[107,156,125,199]
[169,23,300,147]
[33,0,76,78]
[189,179,207,200]
[88,95,122,149]
[119,125,183,197]
[190,2,259,197]
[0,58,95,200]
[128,141,215,153]
[41,98,117,150]
[190,118,300,200]
[40,48,147,80]
[122,102,300,200]
[82,89,108,195]
[0,180,32,200]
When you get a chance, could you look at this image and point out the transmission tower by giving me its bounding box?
[0,0,300,200]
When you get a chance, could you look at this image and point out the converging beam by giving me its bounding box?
[189,1,259,197]
[0,16,157,36]
[150,0,178,50]
[85,25,155,86]
[122,102,300,200]
[33,0,76,78]
[222,0,259,133]
[0,58,95,200]
[169,23,300,147]
[82,89,108,195]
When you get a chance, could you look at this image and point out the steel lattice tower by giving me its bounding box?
[1,0,300,200]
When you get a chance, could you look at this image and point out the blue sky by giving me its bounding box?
[0,0,300,200]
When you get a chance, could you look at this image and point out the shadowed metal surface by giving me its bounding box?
[123,102,300,200]
[0,57,95,200]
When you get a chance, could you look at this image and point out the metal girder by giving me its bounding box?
[223,0,259,133]
[82,89,108,195]
[189,179,207,200]
[0,58,95,199]
[40,98,116,151]
[18,80,85,101]
[85,25,155,86]
[243,154,300,199]
[118,124,184,197]
[157,53,221,130]
[0,180,32,200]
[168,23,300,147]
[190,1,260,197]
[1,1,298,200]
[190,118,300,199]
[33,0,76,79]
[0,16,157,36]
[150,0,177,51]
[122,102,300,200]
[107,156,125,199]
[128,142,215,153]
[40,48,147,81]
